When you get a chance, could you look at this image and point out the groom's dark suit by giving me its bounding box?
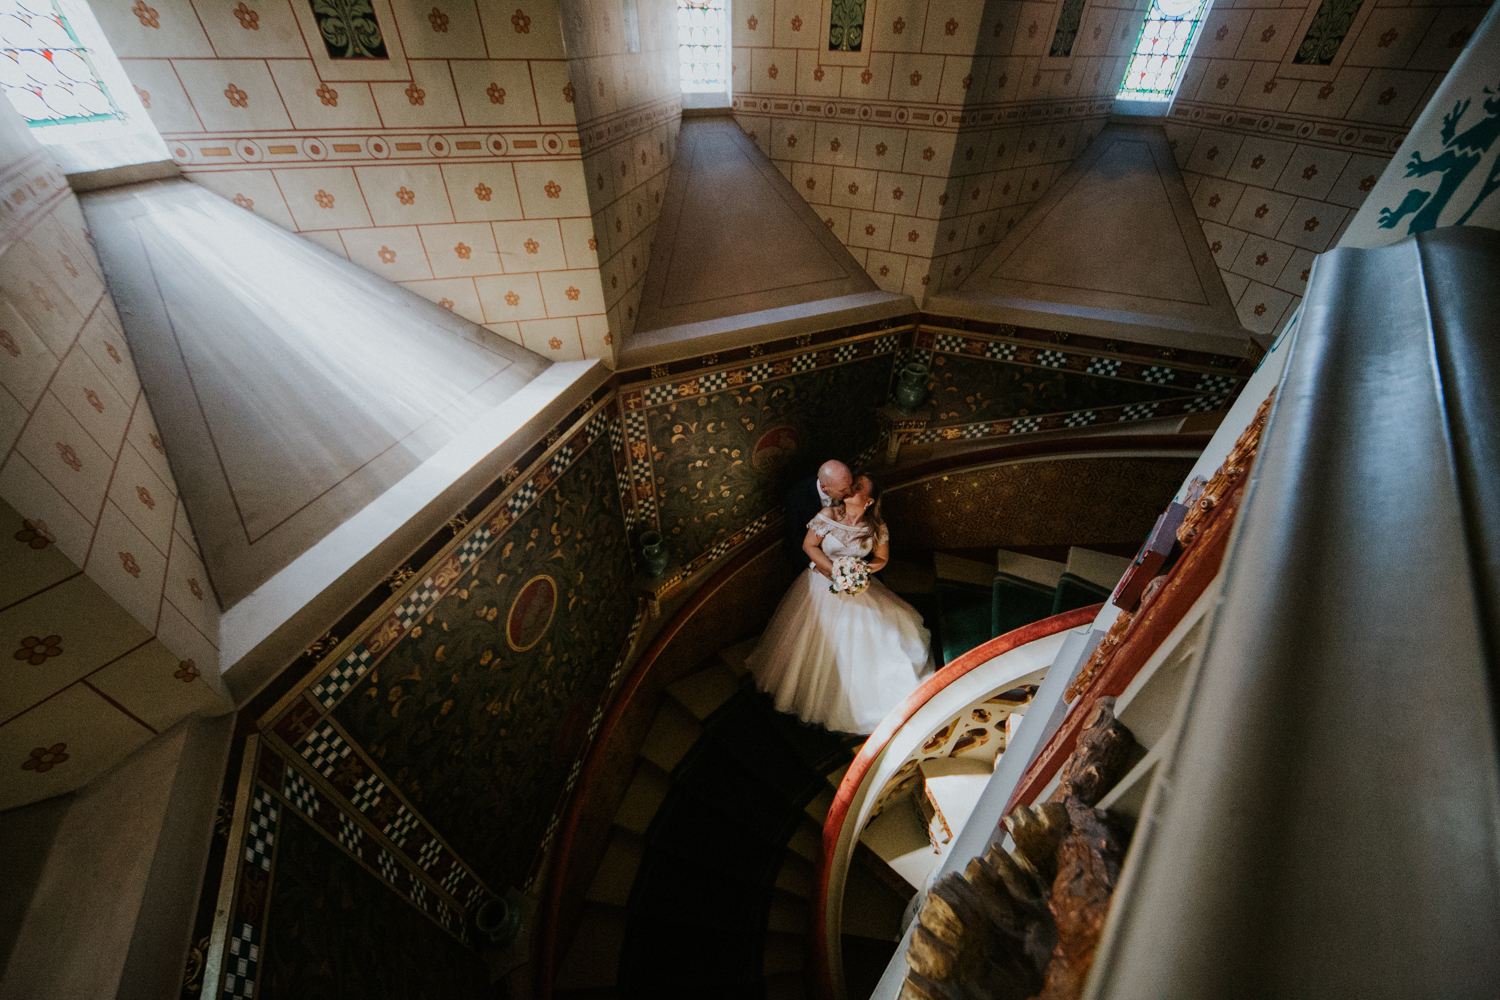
[783,476,827,566]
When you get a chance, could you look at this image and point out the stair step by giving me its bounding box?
[767,887,811,934]
[881,557,935,595]
[804,786,835,825]
[627,860,775,933]
[698,699,830,806]
[763,930,809,976]
[639,697,702,774]
[613,760,672,835]
[554,902,626,991]
[841,858,908,943]
[665,757,807,849]
[935,578,996,666]
[585,828,644,908]
[1063,546,1131,590]
[553,991,622,1000]
[825,762,850,792]
[765,706,858,777]
[994,549,1066,587]
[775,850,816,899]
[620,913,765,986]
[787,816,821,864]
[932,551,997,587]
[991,573,1057,639]
[666,660,742,721]
[718,636,761,676]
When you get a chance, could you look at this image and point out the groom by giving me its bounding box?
[783,460,854,565]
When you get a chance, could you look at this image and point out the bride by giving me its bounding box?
[747,475,934,735]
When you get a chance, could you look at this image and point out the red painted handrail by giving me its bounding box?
[812,603,1104,1000]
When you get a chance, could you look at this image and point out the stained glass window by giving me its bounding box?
[1117,0,1211,101]
[0,0,122,126]
[678,0,727,93]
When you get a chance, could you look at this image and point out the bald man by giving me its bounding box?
[783,460,854,565]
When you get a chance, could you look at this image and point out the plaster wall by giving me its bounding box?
[561,0,685,358]
[0,713,231,1000]
[0,99,232,813]
[1162,0,1490,335]
[90,0,672,363]
[730,0,1143,301]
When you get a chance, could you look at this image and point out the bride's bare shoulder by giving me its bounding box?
[816,506,837,518]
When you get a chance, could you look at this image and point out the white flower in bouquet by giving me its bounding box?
[829,555,870,596]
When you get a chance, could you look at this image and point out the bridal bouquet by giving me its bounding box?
[829,556,870,596]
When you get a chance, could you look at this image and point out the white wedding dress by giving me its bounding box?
[747,514,934,735]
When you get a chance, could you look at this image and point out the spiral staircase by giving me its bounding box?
[550,545,1132,999]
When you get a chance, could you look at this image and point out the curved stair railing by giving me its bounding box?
[536,429,1213,999]
[814,605,1103,1000]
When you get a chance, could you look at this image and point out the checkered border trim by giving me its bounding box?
[222,922,259,1000]
[923,330,1245,387]
[621,332,900,410]
[254,758,479,950]
[309,646,373,709]
[297,722,351,777]
[1119,401,1159,421]
[894,392,1240,445]
[283,765,318,818]
[348,772,386,814]
[384,805,420,848]
[245,788,278,872]
[1196,373,1238,393]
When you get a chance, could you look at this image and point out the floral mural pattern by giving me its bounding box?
[328,422,636,892]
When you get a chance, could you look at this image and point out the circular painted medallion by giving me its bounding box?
[752,425,799,474]
[506,575,557,651]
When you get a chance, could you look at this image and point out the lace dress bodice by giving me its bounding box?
[809,513,889,560]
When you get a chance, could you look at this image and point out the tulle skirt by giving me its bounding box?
[746,569,934,735]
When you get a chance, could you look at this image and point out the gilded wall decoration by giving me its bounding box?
[881,456,1197,554]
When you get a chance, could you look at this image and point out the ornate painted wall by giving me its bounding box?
[613,319,909,584]
[901,319,1252,445]
[204,391,644,997]
[0,98,232,814]
[880,453,1199,552]
[610,313,1253,583]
